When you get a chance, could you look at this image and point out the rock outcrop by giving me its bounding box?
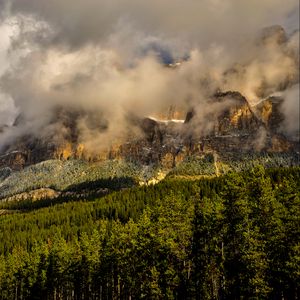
[0,91,297,171]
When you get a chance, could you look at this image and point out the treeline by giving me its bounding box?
[168,152,300,177]
[0,176,137,211]
[0,167,299,299]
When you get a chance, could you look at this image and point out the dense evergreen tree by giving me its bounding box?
[0,167,298,299]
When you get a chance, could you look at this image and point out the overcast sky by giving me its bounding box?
[0,0,299,148]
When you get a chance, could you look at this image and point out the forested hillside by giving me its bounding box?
[0,167,299,299]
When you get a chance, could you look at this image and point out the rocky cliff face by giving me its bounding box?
[1,24,298,171]
[0,91,298,171]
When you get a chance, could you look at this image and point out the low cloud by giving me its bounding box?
[281,84,300,138]
[0,0,298,151]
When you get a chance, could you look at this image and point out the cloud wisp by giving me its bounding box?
[0,0,299,151]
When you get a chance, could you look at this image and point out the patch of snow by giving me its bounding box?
[168,62,182,68]
[0,150,23,159]
[148,116,185,124]
[251,91,284,107]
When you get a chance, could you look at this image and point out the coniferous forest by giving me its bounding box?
[0,167,299,299]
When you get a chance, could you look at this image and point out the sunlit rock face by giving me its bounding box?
[0,90,298,171]
[213,91,262,136]
[186,92,298,155]
[254,97,285,132]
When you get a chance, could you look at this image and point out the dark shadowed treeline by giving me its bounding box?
[0,167,299,299]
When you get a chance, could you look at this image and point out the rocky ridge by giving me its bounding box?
[0,91,298,172]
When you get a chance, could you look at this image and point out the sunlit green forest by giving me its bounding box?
[0,167,299,299]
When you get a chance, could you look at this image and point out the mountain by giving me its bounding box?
[0,91,298,172]
[0,24,299,200]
